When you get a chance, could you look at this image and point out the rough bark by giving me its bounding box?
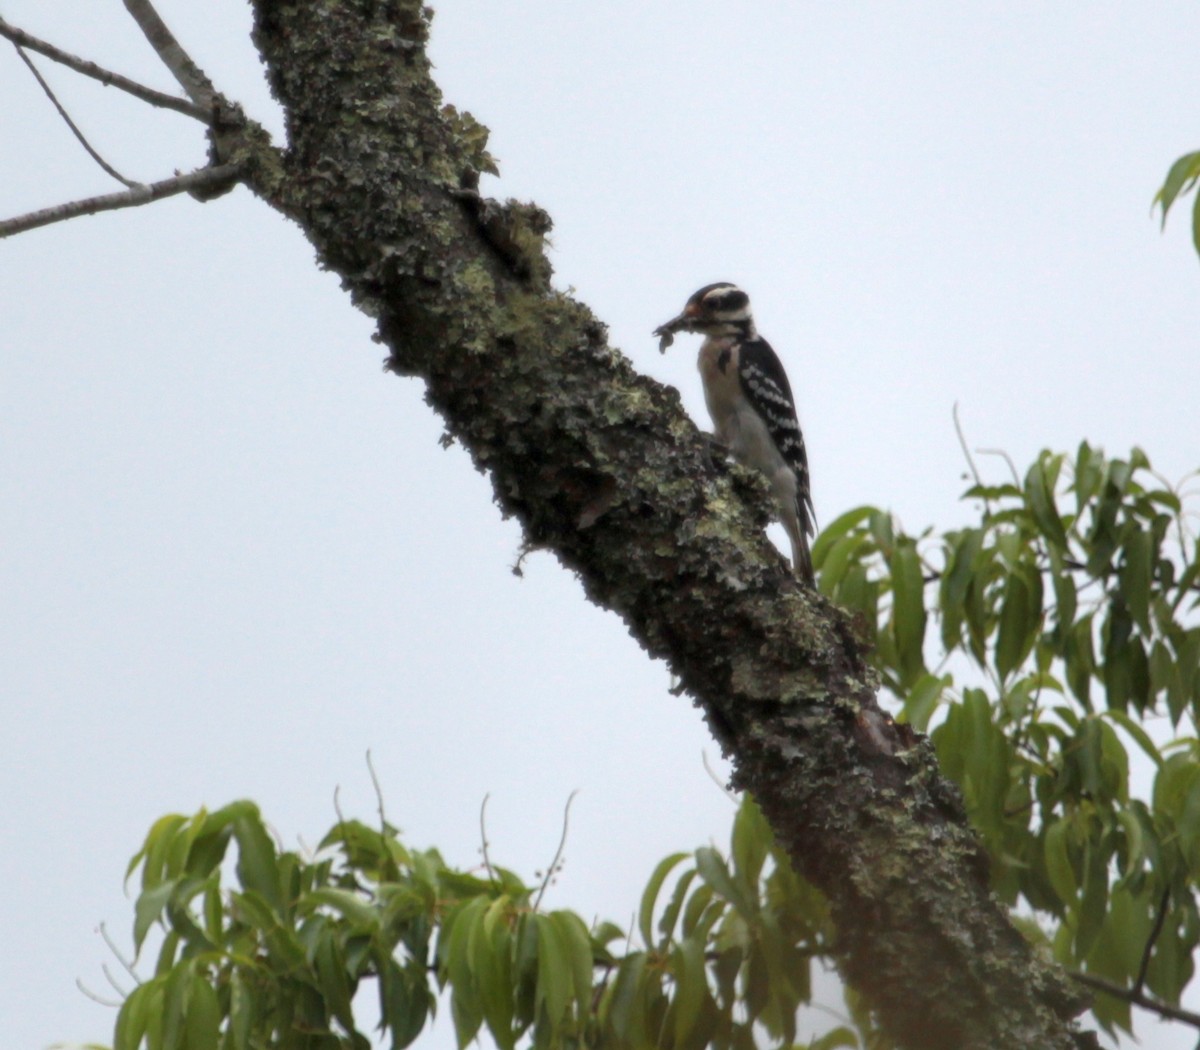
[209,2,1093,1046]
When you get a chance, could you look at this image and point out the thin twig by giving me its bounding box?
[365,749,389,832]
[977,447,1022,488]
[1134,886,1172,996]
[75,977,123,1008]
[121,0,215,109]
[13,44,141,188]
[533,790,579,911]
[98,922,140,982]
[702,751,739,804]
[0,162,241,239]
[332,785,348,830]
[0,17,210,122]
[479,793,498,888]
[102,963,131,999]
[953,402,983,488]
[1072,970,1200,1030]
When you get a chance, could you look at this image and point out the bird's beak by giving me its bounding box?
[652,304,699,353]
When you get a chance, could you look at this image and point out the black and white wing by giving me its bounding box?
[736,336,815,537]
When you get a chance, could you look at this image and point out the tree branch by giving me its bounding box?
[0,17,210,122]
[121,0,216,110]
[238,4,1091,1047]
[12,44,140,188]
[1134,886,1172,996]
[0,163,241,239]
[1072,971,1200,1030]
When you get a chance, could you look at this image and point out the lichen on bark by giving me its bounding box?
[239,2,1092,1046]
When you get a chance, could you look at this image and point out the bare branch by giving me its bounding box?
[1072,971,1200,1030]
[121,0,216,109]
[0,17,210,122]
[478,792,497,888]
[98,921,140,983]
[1134,886,1172,997]
[977,446,1022,488]
[365,749,389,832]
[953,402,984,488]
[0,162,241,239]
[533,789,579,911]
[702,750,739,803]
[75,977,122,1009]
[13,44,140,188]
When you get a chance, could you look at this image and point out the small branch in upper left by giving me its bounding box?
[0,163,243,239]
[0,16,211,122]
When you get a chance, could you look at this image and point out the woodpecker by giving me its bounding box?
[655,283,815,584]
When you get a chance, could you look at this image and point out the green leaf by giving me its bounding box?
[996,569,1037,682]
[816,532,869,593]
[1154,150,1200,226]
[889,539,928,687]
[811,505,874,566]
[900,673,946,732]
[186,970,220,1050]
[1065,613,1096,709]
[314,929,356,1031]
[232,809,282,914]
[1104,710,1163,770]
[940,528,982,652]
[134,880,178,954]
[227,972,252,1050]
[114,977,162,1050]
[202,878,222,944]
[472,901,515,1050]
[655,867,697,952]
[730,797,772,896]
[1043,817,1076,908]
[306,887,381,931]
[694,846,756,918]
[1025,453,1069,549]
[1120,527,1154,633]
[638,852,689,950]
[130,814,187,888]
[604,952,648,1044]
[551,910,594,1017]
[533,912,571,1030]
[379,955,430,1050]
[672,935,707,1048]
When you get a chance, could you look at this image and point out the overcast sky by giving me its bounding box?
[3,4,1200,1049]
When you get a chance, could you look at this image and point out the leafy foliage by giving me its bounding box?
[1155,150,1200,254]
[110,795,846,1050]
[102,442,1200,1049]
[816,442,1200,1036]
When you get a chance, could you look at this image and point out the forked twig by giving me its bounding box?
[13,44,141,188]
[0,162,241,239]
[0,17,210,122]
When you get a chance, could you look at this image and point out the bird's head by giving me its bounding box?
[654,283,755,352]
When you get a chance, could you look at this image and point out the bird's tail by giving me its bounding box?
[791,530,815,587]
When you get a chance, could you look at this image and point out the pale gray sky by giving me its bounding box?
[3,4,1200,1049]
